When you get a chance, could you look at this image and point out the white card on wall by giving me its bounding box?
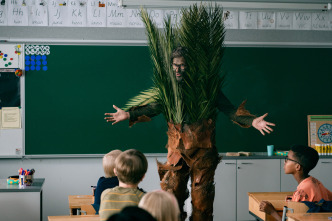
[67,0,87,27]
[87,0,106,27]
[106,0,127,27]
[293,12,312,30]
[311,12,329,31]
[276,12,293,30]
[164,10,179,27]
[0,44,23,68]
[127,9,143,28]
[224,11,239,29]
[239,11,257,29]
[28,4,48,26]
[7,0,29,26]
[148,9,164,28]
[258,12,275,29]
[0,4,7,26]
[48,0,69,26]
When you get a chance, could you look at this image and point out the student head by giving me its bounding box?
[284,145,319,176]
[138,190,180,221]
[171,46,188,82]
[103,149,122,178]
[107,206,156,221]
[114,149,148,185]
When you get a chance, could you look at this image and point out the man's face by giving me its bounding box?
[172,57,186,82]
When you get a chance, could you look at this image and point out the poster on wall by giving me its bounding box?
[0,44,22,107]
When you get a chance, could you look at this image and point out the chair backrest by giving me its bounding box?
[81,204,96,215]
[281,202,309,221]
[91,186,96,196]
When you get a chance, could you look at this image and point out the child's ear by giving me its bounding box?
[113,168,117,176]
[140,174,145,182]
[295,163,302,171]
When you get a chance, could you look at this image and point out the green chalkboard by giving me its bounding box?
[25,46,332,155]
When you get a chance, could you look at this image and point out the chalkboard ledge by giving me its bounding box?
[23,153,168,159]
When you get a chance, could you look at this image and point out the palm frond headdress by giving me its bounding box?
[125,4,226,125]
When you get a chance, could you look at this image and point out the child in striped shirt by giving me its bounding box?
[99,149,148,221]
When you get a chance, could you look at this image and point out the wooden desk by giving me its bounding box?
[68,195,94,215]
[287,213,332,221]
[0,178,45,221]
[48,215,99,221]
[248,192,293,221]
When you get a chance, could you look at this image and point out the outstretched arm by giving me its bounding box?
[259,201,281,221]
[252,113,275,135]
[104,105,130,125]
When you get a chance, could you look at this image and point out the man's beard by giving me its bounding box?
[176,69,185,82]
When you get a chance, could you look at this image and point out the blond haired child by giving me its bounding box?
[99,149,148,220]
[92,149,122,214]
[139,190,180,221]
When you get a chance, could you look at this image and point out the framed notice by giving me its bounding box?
[308,115,332,147]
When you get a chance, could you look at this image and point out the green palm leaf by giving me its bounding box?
[123,87,157,111]
[125,4,226,124]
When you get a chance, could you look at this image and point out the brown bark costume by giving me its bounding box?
[129,91,255,221]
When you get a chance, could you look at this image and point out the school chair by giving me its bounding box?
[281,201,309,221]
[68,195,94,215]
[81,204,96,215]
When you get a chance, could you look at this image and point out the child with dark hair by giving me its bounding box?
[259,144,332,221]
[107,206,156,221]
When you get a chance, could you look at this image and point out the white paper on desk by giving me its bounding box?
[311,12,329,31]
[1,107,21,129]
[7,0,29,26]
[29,4,48,26]
[293,12,311,30]
[87,0,106,27]
[276,12,293,30]
[127,9,144,28]
[67,0,87,27]
[239,11,257,29]
[106,0,127,27]
[48,0,69,26]
[224,11,239,29]
[0,5,8,26]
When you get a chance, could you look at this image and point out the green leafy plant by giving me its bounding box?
[126,4,226,124]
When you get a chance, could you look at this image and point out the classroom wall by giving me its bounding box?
[2,27,332,46]
[0,156,171,221]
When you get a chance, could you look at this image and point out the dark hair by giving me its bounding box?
[171,46,188,62]
[107,206,156,221]
[290,144,319,175]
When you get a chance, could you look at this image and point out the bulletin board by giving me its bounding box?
[0,43,24,156]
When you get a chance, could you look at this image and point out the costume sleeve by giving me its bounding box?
[128,102,162,127]
[217,90,256,128]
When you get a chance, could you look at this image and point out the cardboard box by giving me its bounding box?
[308,115,332,147]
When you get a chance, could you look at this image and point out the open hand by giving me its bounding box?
[252,113,275,135]
[104,105,130,125]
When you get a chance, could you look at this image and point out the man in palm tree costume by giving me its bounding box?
[105,5,275,221]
